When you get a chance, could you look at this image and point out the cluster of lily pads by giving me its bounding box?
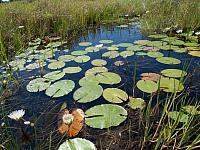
[3,27,200,149]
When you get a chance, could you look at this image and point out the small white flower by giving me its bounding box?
[8,109,25,121]
[18,26,24,29]
[24,121,31,125]
[62,114,74,125]
[95,44,103,48]
[1,122,5,127]
[195,32,200,35]
[176,29,183,34]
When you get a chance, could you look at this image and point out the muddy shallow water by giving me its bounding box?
[1,23,200,149]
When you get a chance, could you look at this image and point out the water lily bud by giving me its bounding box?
[62,114,74,125]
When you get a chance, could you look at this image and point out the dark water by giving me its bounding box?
[1,23,200,149]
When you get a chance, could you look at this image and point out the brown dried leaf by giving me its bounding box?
[141,73,161,82]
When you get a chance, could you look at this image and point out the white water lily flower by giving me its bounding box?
[176,29,183,34]
[24,121,31,125]
[195,32,200,35]
[8,109,25,121]
[95,44,103,48]
[62,114,74,125]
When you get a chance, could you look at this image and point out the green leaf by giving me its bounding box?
[44,71,65,82]
[156,57,181,65]
[147,52,163,58]
[85,46,100,52]
[74,55,90,63]
[48,61,65,70]
[102,51,119,59]
[46,80,75,98]
[91,59,107,67]
[85,104,127,129]
[58,138,96,150]
[99,40,113,44]
[118,43,133,47]
[79,42,92,47]
[128,97,146,110]
[188,51,200,57]
[161,69,187,78]
[120,51,134,57]
[26,78,51,92]
[103,88,128,103]
[182,105,200,115]
[79,76,99,86]
[136,80,158,93]
[96,72,121,85]
[58,55,75,62]
[63,67,82,74]
[148,34,168,39]
[73,84,103,103]
[71,50,87,56]
[168,111,189,123]
[85,67,108,76]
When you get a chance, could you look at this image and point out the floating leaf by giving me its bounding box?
[182,105,200,115]
[46,80,75,97]
[107,47,119,51]
[48,61,65,70]
[120,51,134,57]
[161,69,187,78]
[96,72,121,85]
[58,109,84,137]
[126,45,144,51]
[114,61,124,66]
[79,76,99,86]
[141,73,161,82]
[134,40,150,45]
[58,55,75,62]
[71,50,87,56]
[63,67,82,74]
[103,88,128,103]
[118,43,133,47]
[136,52,147,56]
[136,80,158,93]
[85,67,108,76]
[171,40,185,46]
[144,47,159,52]
[85,46,100,52]
[58,138,96,150]
[128,97,146,110]
[79,42,92,47]
[26,78,51,92]
[85,104,127,129]
[74,55,90,63]
[159,77,184,93]
[168,111,189,123]
[147,52,163,58]
[74,84,103,103]
[99,40,113,44]
[102,51,119,59]
[156,57,181,65]
[146,41,167,47]
[184,42,199,47]
[148,34,167,39]
[91,59,107,67]
[188,51,200,57]
[44,71,65,82]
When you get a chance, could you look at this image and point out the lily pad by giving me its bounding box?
[85,46,100,52]
[58,138,96,150]
[58,55,75,62]
[118,43,133,47]
[147,52,164,58]
[79,42,92,47]
[71,50,87,56]
[85,67,108,76]
[156,57,181,65]
[159,77,184,93]
[161,69,187,78]
[46,80,75,98]
[73,84,103,103]
[48,61,65,70]
[44,71,65,82]
[184,42,199,47]
[120,51,134,57]
[26,78,51,92]
[91,59,107,67]
[141,73,161,82]
[148,34,167,39]
[74,55,90,63]
[107,47,119,51]
[126,45,144,51]
[85,104,127,129]
[102,51,119,59]
[171,40,185,46]
[103,88,128,103]
[168,111,189,122]
[96,72,121,85]
[134,40,150,45]
[136,80,158,93]
[79,76,99,86]
[128,97,146,110]
[188,51,200,57]
[136,52,147,56]
[99,40,113,44]
[63,67,82,74]
[114,61,124,66]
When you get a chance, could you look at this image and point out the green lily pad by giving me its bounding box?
[120,51,134,57]
[99,40,113,44]
[118,43,133,47]
[182,105,200,115]
[156,57,181,65]
[172,47,187,53]
[171,40,185,46]
[103,88,128,103]
[146,41,168,47]
[79,42,92,47]
[114,61,124,66]
[136,52,147,56]
[148,34,168,39]
[136,80,158,93]
[79,76,99,86]
[46,80,75,98]
[73,84,103,103]
[162,37,178,42]
[168,111,189,123]
[26,78,51,92]
[96,72,121,85]
[58,55,75,62]
[91,59,107,66]
[102,51,119,59]
[147,52,164,58]
[85,46,100,52]
[85,104,127,129]
[107,47,119,51]
[126,45,144,51]
[128,97,146,110]
[134,40,150,45]
[48,61,65,70]
[161,69,187,78]
[188,51,200,57]
[74,55,90,63]
[85,67,108,76]
[71,50,87,56]
[159,77,184,93]
[58,138,96,150]
[44,71,65,82]
[184,42,199,47]
[63,67,82,74]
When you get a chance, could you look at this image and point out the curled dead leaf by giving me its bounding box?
[141,73,161,82]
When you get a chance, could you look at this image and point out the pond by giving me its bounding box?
[1,21,200,149]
